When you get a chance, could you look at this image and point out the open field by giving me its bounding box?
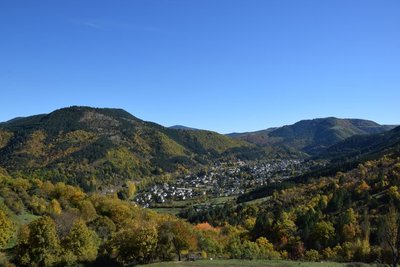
[138,259,380,267]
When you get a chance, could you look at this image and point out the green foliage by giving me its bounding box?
[256,237,280,259]
[109,225,158,265]
[88,216,116,241]
[63,220,99,262]
[197,233,223,258]
[157,220,197,261]
[78,200,97,222]
[304,249,320,261]
[0,209,14,248]
[16,216,61,267]
[312,221,335,249]
[241,240,261,260]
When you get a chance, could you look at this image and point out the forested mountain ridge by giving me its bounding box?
[320,125,400,161]
[235,125,400,203]
[229,117,396,155]
[0,106,250,189]
[296,125,400,184]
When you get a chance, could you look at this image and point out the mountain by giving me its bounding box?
[319,125,400,162]
[169,125,200,131]
[0,106,250,189]
[238,125,400,203]
[229,117,396,155]
[236,126,400,203]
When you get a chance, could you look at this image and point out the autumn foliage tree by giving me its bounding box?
[16,216,61,267]
[157,220,197,261]
[109,225,158,265]
[63,220,99,263]
[379,206,400,267]
[0,209,14,249]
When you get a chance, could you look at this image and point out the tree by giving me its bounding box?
[110,225,158,265]
[126,181,137,200]
[63,220,99,262]
[79,200,97,222]
[0,209,14,249]
[241,240,260,259]
[256,237,280,259]
[312,220,335,249]
[89,216,116,240]
[158,220,196,261]
[197,233,222,258]
[49,199,62,215]
[16,216,61,267]
[304,249,320,261]
[379,206,400,267]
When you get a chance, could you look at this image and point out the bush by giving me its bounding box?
[256,237,280,259]
[304,249,320,261]
[241,240,260,260]
[322,247,337,260]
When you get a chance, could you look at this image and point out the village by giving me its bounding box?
[134,158,314,207]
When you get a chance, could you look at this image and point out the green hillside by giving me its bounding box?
[229,117,396,155]
[0,106,250,189]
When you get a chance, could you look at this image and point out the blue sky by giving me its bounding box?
[1,0,399,133]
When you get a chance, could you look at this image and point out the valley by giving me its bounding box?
[136,158,315,208]
[1,106,400,267]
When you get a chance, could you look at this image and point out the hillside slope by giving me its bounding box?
[0,106,250,188]
[319,125,400,162]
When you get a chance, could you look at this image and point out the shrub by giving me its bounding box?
[304,249,320,261]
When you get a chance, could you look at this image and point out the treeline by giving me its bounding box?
[0,168,283,267]
[3,154,400,266]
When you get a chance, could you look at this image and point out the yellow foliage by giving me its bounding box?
[388,186,400,200]
[0,130,13,149]
[20,130,46,156]
[126,181,137,199]
[49,199,62,215]
[342,224,357,241]
[356,180,370,194]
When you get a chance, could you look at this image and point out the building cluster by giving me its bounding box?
[135,159,311,207]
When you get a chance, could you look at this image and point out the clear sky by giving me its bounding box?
[1,1,399,133]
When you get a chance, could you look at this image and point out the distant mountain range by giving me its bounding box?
[227,117,396,156]
[0,106,397,189]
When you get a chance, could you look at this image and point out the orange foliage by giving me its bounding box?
[195,222,217,232]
